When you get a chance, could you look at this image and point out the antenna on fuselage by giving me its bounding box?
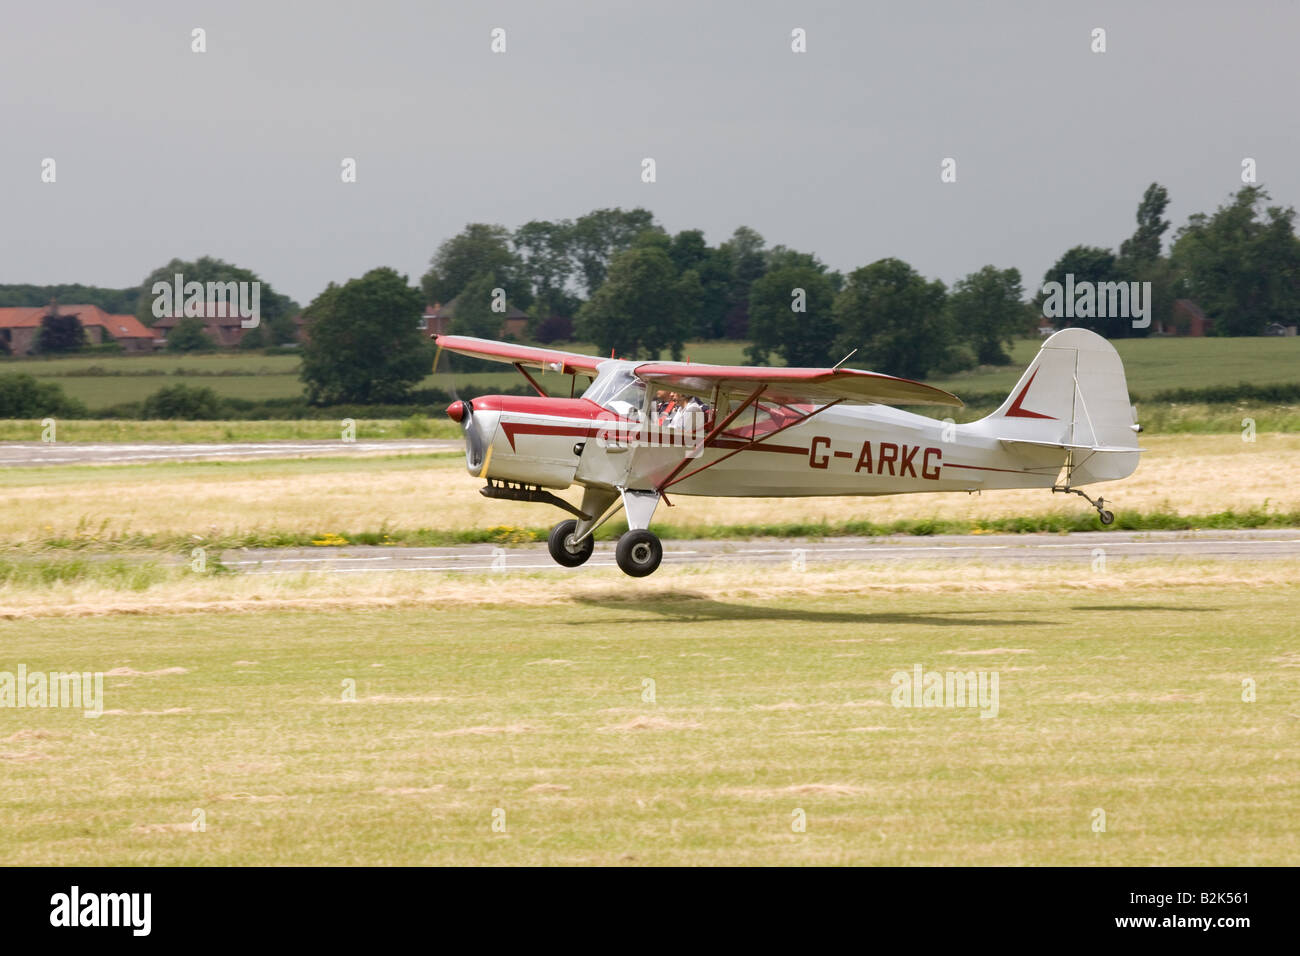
[831,348,858,371]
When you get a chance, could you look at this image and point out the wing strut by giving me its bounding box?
[514,363,548,398]
[657,397,844,493]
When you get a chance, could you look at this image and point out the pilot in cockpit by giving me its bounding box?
[656,390,709,429]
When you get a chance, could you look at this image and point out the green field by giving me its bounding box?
[0,353,303,376]
[7,337,1299,411]
[2,579,1296,865]
[925,335,1300,396]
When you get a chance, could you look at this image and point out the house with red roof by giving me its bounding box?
[0,303,158,354]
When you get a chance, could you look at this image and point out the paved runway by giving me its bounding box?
[225,529,1300,575]
[0,439,459,466]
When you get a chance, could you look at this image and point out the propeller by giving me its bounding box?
[447,398,485,471]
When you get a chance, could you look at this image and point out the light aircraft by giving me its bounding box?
[436,328,1142,577]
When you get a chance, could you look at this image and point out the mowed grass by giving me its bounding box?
[1,572,1296,865]
[1,433,1296,551]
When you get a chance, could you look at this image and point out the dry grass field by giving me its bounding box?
[1,561,1296,865]
[0,433,1295,551]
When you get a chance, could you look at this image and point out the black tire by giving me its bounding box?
[548,519,594,567]
[615,529,662,577]
[1098,509,1115,526]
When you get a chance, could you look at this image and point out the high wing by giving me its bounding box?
[433,334,607,376]
[433,334,963,407]
[632,363,963,407]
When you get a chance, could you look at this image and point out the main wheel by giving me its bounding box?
[548,519,594,567]
[1098,509,1115,526]
[615,529,663,577]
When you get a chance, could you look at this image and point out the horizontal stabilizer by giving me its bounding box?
[1000,438,1143,454]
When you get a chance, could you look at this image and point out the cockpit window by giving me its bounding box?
[583,368,646,415]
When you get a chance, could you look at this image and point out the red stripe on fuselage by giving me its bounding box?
[944,461,1030,474]
[500,422,594,449]
[708,439,808,455]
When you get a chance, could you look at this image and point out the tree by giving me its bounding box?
[141,383,223,419]
[421,223,530,310]
[575,246,688,359]
[239,323,268,349]
[1115,183,1173,337]
[136,256,298,343]
[765,245,825,274]
[569,208,661,295]
[668,229,710,274]
[165,317,216,352]
[1171,186,1300,335]
[0,373,86,417]
[534,315,574,343]
[1035,245,1120,334]
[949,266,1025,365]
[449,271,509,338]
[746,266,838,366]
[299,268,428,404]
[513,219,577,320]
[1119,183,1171,263]
[717,226,768,337]
[832,258,953,380]
[37,314,87,353]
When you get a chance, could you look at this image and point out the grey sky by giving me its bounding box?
[3,0,1297,307]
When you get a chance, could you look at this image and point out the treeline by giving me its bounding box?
[0,284,140,314]
[5,181,1299,405]
[1039,184,1300,338]
[418,209,1025,379]
[418,183,1300,380]
[255,183,1300,403]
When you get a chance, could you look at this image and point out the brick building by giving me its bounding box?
[0,303,156,354]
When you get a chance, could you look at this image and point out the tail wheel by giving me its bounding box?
[616,530,662,577]
[548,519,594,567]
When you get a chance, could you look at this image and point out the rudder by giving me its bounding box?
[981,329,1140,484]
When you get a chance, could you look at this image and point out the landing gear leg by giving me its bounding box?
[1054,485,1114,526]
